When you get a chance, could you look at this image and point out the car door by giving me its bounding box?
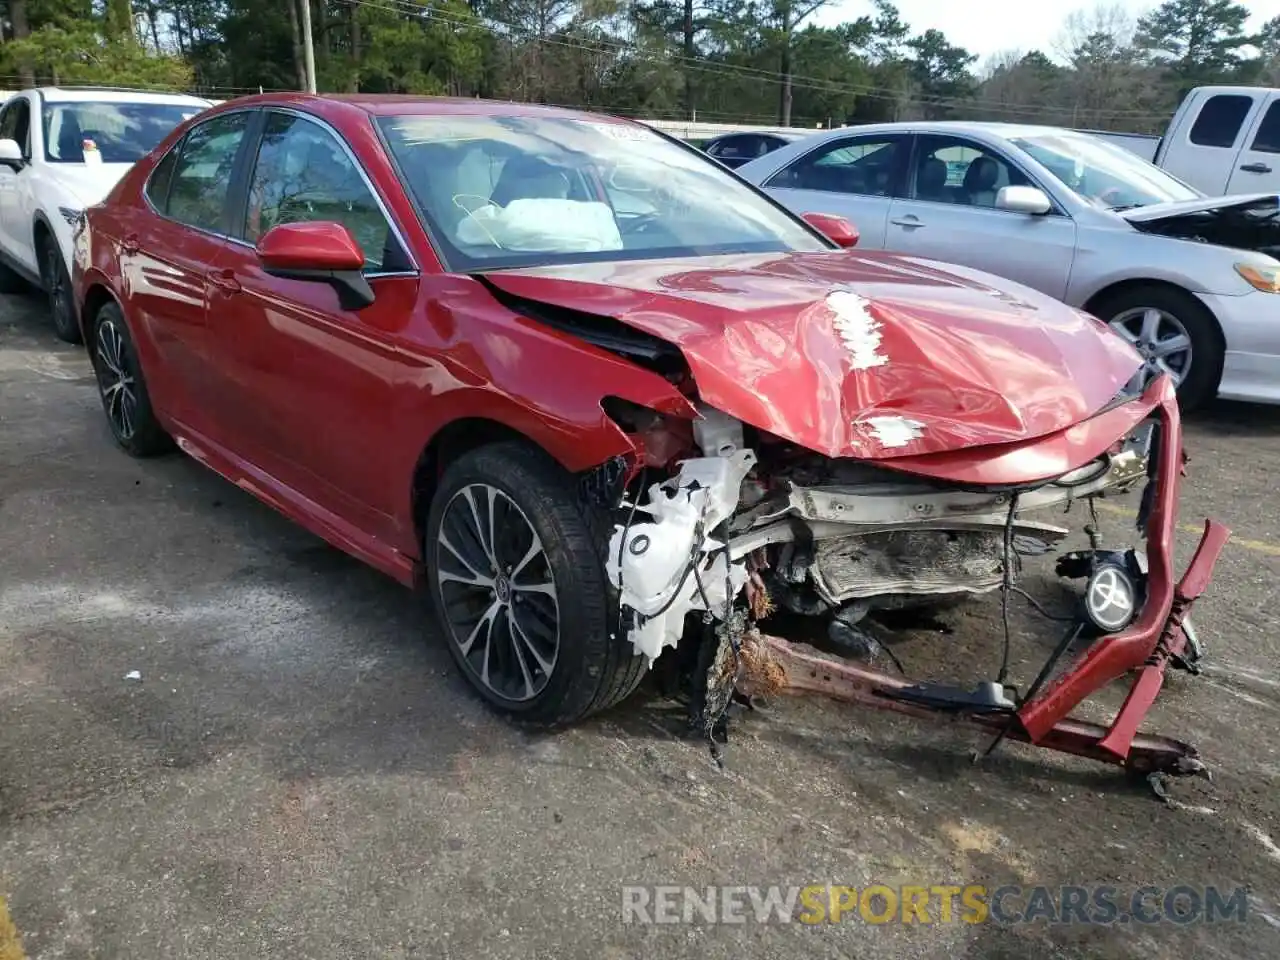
[1163,91,1260,196]
[116,109,256,434]
[884,134,1077,301]
[207,108,421,538]
[758,134,909,248]
[0,95,36,272]
[1225,94,1280,195]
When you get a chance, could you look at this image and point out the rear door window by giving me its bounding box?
[165,111,252,233]
[1189,94,1253,148]
[765,136,908,197]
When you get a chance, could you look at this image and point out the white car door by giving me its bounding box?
[0,95,36,272]
[754,133,910,249]
[1224,93,1280,196]
[884,134,1077,301]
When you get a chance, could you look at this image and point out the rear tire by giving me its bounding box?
[90,301,174,457]
[39,233,80,344]
[425,441,646,726]
[1092,284,1222,412]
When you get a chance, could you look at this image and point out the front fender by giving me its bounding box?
[387,279,699,531]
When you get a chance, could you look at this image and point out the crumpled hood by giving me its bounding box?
[46,163,132,208]
[483,251,1144,459]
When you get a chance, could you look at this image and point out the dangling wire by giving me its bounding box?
[996,491,1021,687]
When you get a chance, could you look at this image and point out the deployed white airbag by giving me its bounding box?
[456,198,624,252]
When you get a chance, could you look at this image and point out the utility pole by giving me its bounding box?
[300,0,318,94]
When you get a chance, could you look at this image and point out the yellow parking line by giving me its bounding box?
[0,897,26,960]
[1093,501,1280,557]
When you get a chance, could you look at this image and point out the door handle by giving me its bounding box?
[890,216,924,229]
[208,269,240,295]
[120,234,140,254]
[1240,162,1272,174]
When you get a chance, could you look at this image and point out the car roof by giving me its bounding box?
[36,86,212,107]
[209,92,649,126]
[811,120,1087,140]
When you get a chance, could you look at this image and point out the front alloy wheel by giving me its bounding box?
[425,442,647,725]
[1110,306,1193,390]
[436,483,560,703]
[1093,283,1222,412]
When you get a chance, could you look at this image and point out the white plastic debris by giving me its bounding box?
[862,415,926,448]
[827,289,889,370]
[692,403,745,458]
[607,451,756,663]
[124,670,142,681]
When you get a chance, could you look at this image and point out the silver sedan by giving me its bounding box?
[738,121,1280,410]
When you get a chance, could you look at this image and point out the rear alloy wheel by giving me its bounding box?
[426,442,646,725]
[91,302,173,457]
[1094,284,1222,412]
[40,237,80,344]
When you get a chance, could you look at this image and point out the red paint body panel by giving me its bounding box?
[257,221,366,271]
[483,251,1144,466]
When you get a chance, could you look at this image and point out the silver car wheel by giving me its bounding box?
[1109,306,1193,389]
[435,483,560,703]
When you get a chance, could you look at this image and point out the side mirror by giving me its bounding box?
[996,185,1052,216]
[0,138,25,170]
[256,221,374,310]
[802,211,859,248]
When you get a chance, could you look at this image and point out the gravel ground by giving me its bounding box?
[2,290,1279,959]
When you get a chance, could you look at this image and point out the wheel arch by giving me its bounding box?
[404,388,690,561]
[77,280,120,357]
[1083,277,1226,355]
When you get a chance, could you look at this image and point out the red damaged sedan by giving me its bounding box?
[72,94,1229,790]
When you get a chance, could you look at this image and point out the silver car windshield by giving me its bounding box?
[1011,133,1201,211]
[377,113,829,271]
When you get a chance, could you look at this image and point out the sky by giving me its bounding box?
[814,0,1280,65]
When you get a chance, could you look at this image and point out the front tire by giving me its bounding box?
[1093,284,1222,412]
[39,235,80,344]
[90,301,173,457]
[425,442,646,726]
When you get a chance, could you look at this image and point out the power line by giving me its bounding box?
[341,0,1175,123]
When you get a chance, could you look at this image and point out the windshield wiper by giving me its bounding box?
[1108,202,1147,212]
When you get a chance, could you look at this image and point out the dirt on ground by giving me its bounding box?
[1,292,1279,959]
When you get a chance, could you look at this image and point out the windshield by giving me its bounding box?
[377,114,828,271]
[1011,132,1201,211]
[43,101,204,164]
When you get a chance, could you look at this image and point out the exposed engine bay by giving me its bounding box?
[593,390,1229,798]
[604,399,1148,664]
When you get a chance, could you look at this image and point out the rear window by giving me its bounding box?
[1188,94,1252,149]
[42,100,204,164]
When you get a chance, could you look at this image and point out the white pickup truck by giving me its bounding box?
[1093,86,1280,196]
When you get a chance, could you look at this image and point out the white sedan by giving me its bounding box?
[738,120,1280,410]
